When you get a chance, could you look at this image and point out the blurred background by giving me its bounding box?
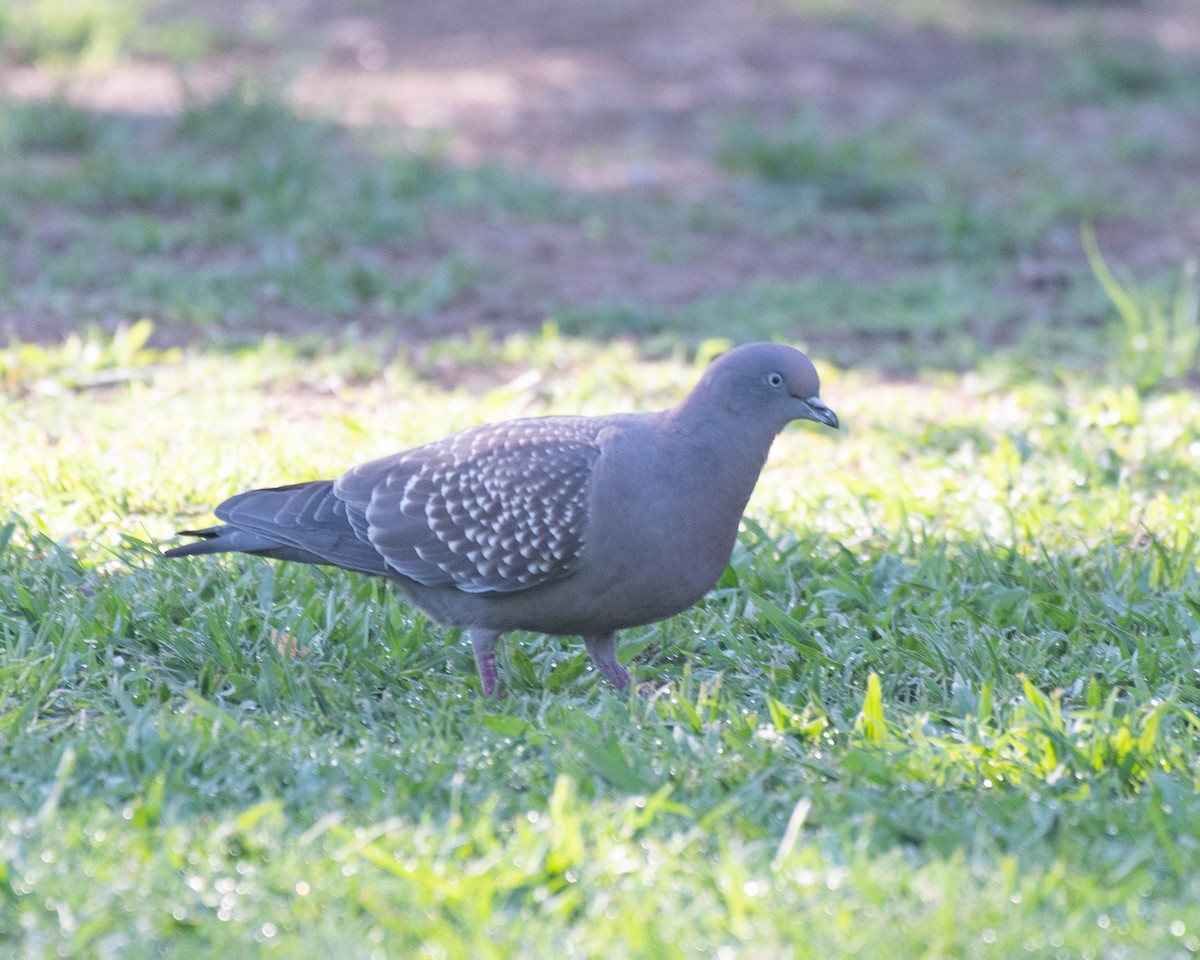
[1,0,1198,381]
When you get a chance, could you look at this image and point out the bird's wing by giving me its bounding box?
[334,417,604,594]
[212,480,391,576]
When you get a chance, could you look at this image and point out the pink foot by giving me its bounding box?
[471,629,503,698]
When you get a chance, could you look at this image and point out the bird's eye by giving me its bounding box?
[766,372,784,388]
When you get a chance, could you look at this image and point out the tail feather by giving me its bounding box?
[163,480,390,576]
[161,526,307,559]
[161,527,222,558]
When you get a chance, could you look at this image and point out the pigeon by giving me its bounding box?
[164,342,838,695]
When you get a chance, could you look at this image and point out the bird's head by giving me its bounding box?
[689,342,839,434]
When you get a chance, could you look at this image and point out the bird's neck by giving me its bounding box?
[662,404,779,507]
[667,396,779,454]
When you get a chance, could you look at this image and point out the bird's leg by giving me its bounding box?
[583,633,630,690]
[470,628,503,698]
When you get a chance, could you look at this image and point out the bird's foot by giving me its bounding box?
[584,634,630,691]
[601,661,631,690]
[477,655,500,699]
[470,628,503,699]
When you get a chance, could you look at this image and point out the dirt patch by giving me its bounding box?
[2,0,1199,353]
[289,0,1004,189]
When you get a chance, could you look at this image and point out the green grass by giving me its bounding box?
[1084,226,1200,393]
[0,0,218,68]
[3,329,1200,955]
[0,0,144,69]
[1055,39,1200,105]
[0,56,1194,367]
[552,265,1018,369]
[717,115,920,209]
[2,0,1200,952]
[0,85,573,332]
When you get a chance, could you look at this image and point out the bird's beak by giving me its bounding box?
[798,395,839,429]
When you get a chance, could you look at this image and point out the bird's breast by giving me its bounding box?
[581,429,764,605]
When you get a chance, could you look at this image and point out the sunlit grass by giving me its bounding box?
[1084,226,1200,394]
[2,328,1199,955]
[0,0,144,69]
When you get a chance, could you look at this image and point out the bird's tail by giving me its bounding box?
[161,480,389,574]
[162,526,288,558]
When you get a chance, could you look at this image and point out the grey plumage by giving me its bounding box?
[339,417,600,593]
[164,342,839,695]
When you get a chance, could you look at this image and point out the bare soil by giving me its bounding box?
[3,0,1199,348]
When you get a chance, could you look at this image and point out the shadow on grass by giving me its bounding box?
[1,8,1198,382]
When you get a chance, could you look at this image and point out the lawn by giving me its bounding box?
[2,0,1200,956]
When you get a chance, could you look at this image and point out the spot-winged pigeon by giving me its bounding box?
[164,342,838,695]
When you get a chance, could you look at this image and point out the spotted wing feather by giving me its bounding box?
[334,417,603,594]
